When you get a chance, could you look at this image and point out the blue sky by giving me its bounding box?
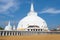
[0,0,60,29]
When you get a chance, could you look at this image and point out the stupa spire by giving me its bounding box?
[30,3,34,11]
[8,21,10,26]
[28,3,37,16]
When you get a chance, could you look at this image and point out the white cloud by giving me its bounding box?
[0,0,19,13]
[0,0,13,12]
[0,0,19,17]
[40,8,60,14]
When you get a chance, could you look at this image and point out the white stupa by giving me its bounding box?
[4,21,12,30]
[13,25,16,30]
[17,3,48,31]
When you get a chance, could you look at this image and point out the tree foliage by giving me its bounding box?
[0,27,4,30]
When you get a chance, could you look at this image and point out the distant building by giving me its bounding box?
[56,26,60,31]
[50,26,60,31]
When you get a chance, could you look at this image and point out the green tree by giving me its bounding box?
[0,27,4,30]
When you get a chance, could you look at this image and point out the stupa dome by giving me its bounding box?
[4,21,12,30]
[17,3,48,31]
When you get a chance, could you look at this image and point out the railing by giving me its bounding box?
[0,30,60,36]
